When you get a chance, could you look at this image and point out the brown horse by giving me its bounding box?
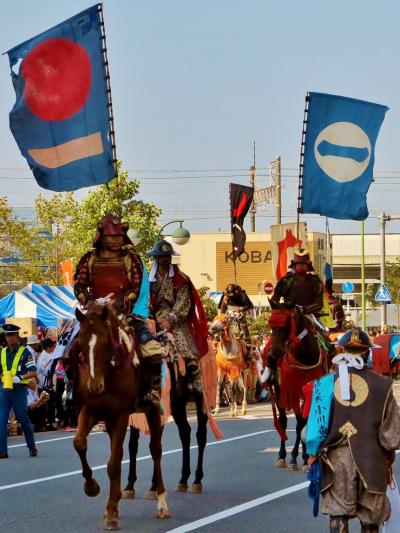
[72,304,170,530]
[267,301,328,471]
[211,312,248,416]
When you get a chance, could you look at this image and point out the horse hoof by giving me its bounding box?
[121,489,135,499]
[145,490,157,500]
[191,483,202,494]
[175,483,188,492]
[213,408,220,415]
[241,409,247,416]
[84,479,100,497]
[288,462,299,471]
[275,458,287,468]
[103,519,119,531]
[156,508,171,519]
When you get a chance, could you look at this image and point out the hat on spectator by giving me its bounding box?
[2,324,21,335]
[26,335,40,345]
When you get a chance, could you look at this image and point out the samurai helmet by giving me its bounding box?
[338,327,380,350]
[93,214,132,247]
[292,244,311,265]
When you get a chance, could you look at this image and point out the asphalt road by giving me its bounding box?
[1,392,399,533]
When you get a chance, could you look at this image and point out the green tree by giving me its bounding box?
[366,282,379,308]
[366,262,400,308]
[0,162,162,292]
[65,162,161,266]
[197,286,218,322]
[247,311,271,337]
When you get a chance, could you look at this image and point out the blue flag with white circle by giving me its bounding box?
[300,93,388,220]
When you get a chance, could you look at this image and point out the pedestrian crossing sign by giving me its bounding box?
[375,283,392,303]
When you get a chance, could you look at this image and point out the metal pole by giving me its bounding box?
[275,156,281,225]
[249,165,256,232]
[379,213,387,333]
[361,221,366,330]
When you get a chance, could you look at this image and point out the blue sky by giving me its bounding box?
[1,0,400,235]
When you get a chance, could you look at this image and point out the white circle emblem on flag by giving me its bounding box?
[314,121,371,183]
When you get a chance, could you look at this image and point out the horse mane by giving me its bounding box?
[78,304,131,370]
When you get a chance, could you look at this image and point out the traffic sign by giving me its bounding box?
[342,281,354,293]
[264,282,274,296]
[341,293,354,300]
[375,283,392,303]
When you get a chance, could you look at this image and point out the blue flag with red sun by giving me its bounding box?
[7,4,116,192]
[299,92,388,220]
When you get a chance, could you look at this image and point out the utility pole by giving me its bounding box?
[380,213,388,333]
[249,141,256,232]
[274,155,281,225]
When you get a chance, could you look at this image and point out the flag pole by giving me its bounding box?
[361,221,366,330]
[296,93,310,240]
[99,4,121,213]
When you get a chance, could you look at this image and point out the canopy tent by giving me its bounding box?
[0,283,76,328]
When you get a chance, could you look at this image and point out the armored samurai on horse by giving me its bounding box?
[68,216,170,529]
[210,284,254,416]
[266,246,336,470]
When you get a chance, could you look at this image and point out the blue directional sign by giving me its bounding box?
[375,283,392,303]
[342,281,354,293]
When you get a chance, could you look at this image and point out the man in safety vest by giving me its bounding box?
[0,324,38,458]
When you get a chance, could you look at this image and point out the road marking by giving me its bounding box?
[0,429,293,492]
[8,431,104,449]
[165,482,309,533]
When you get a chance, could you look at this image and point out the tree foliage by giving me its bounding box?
[197,286,218,322]
[247,311,271,337]
[366,261,400,308]
[0,163,161,294]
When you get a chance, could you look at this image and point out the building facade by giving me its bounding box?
[172,231,400,309]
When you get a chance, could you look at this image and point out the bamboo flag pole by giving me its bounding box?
[361,221,366,330]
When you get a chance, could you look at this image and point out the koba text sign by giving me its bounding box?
[216,241,274,294]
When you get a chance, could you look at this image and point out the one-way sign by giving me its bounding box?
[375,283,392,303]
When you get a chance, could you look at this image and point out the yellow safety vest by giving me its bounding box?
[1,347,29,385]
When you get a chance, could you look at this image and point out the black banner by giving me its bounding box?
[230,183,254,261]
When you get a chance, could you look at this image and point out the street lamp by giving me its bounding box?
[158,220,190,245]
[127,228,141,246]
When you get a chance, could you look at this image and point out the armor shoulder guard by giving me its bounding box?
[74,250,95,280]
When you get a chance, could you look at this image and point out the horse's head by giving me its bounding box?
[267,300,305,366]
[76,304,119,394]
[209,314,230,337]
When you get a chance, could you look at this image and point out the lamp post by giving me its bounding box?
[157,220,190,245]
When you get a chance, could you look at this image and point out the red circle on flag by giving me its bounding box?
[22,38,91,121]
[264,282,274,295]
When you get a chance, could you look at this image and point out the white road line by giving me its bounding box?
[8,431,104,449]
[165,482,309,533]
[1,429,292,492]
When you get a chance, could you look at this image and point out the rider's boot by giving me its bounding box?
[139,355,162,408]
[185,358,204,394]
[329,516,349,533]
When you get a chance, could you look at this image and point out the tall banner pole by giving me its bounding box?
[361,221,366,330]
[296,93,310,240]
